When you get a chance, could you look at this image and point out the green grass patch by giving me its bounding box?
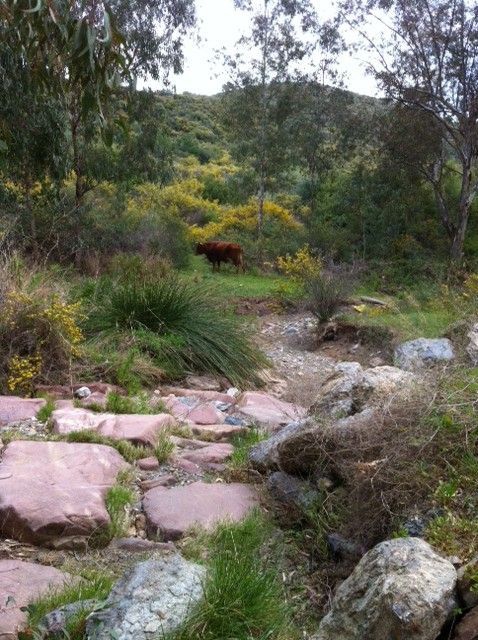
[19,572,112,640]
[105,484,135,539]
[36,397,56,423]
[166,512,295,640]
[82,391,166,415]
[154,430,175,463]
[185,255,289,300]
[85,275,268,386]
[229,427,267,473]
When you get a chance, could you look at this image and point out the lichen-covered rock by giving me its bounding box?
[312,363,416,419]
[86,556,205,640]
[313,537,457,640]
[394,338,455,371]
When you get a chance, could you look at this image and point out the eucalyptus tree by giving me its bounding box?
[221,0,318,255]
[341,0,478,266]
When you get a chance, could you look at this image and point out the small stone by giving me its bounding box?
[137,457,160,471]
[74,386,91,399]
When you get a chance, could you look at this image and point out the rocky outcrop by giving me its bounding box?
[313,537,457,640]
[312,362,417,419]
[0,440,128,548]
[0,396,46,426]
[394,338,455,371]
[143,481,259,540]
[266,471,319,513]
[234,391,307,430]
[86,556,205,640]
[0,559,69,639]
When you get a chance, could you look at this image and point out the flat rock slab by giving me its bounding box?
[0,440,128,548]
[191,423,247,441]
[52,409,176,446]
[98,414,176,446]
[0,559,69,640]
[0,396,46,426]
[175,442,233,472]
[163,396,225,425]
[144,481,259,540]
[86,556,205,639]
[235,391,307,429]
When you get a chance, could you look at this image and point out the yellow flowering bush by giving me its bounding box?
[463,273,478,297]
[0,287,85,394]
[277,245,322,283]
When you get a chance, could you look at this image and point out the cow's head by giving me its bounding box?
[196,243,205,255]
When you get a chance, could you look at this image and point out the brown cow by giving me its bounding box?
[196,241,245,273]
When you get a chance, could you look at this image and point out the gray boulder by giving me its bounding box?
[248,420,308,472]
[86,556,205,639]
[313,537,457,640]
[394,338,455,371]
[312,362,417,419]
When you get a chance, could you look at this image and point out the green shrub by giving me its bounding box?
[168,513,293,640]
[305,267,355,324]
[86,276,268,386]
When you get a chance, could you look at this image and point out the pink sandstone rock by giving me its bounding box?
[137,457,160,471]
[98,414,176,446]
[177,442,233,467]
[0,559,69,640]
[51,408,176,446]
[190,423,247,441]
[163,396,225,424]
[51,407,111,434]
[143,481,259,540]
[0,440,128,548]
[0,396,46,426]
[235,391,307,429]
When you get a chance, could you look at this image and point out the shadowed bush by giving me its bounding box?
[86,276,268,386]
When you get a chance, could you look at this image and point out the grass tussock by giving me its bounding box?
[228,428,267,480]
[65,429,174,464]
[19,572,113,640]
[167,512,295,640]
[85,276,268,386]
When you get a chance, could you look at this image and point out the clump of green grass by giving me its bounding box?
[85,276,268,386]
[228,427,267,476]
[154,431,175,463]
[82,391,166,415]
[104,484,135,539]
[167,512,294,640]
[20,572,112,640]
[65,429,174,464]
[36,397,56,423]
[65,430,150,462]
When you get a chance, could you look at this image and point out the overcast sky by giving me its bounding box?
[141,0,379,97]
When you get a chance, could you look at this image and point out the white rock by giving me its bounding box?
[394,338,455,371]
[86,556,205,639]
[313,537,457,640]
[74,386,91,399]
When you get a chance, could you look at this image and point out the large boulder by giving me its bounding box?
[0,559,69,640]
[394,338,455,371]
[313,537,457,640]
[143,481,259,540]
[86,556,205,640]
[0,440,128,548]
[51,407,111,434]
[234,391,307,430]
[312,363,416,419]
[0,396,46,426]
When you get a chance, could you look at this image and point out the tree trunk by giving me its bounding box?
[257,172,265,261]
[450,159,476,267]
